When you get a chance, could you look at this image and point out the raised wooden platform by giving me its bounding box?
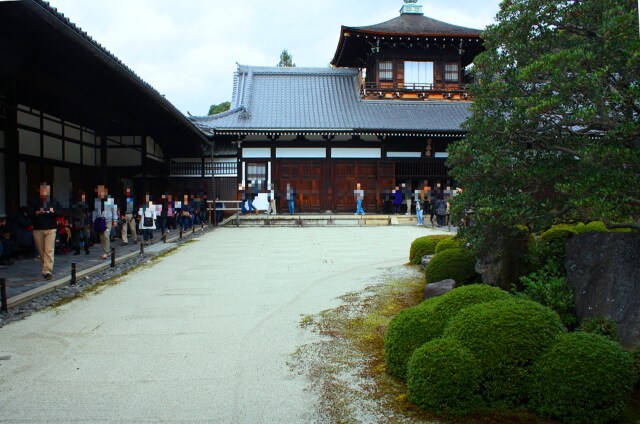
[221,213,423,227]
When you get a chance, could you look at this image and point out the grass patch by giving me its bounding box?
[290,265,564,423]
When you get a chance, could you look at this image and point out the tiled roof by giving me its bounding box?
[191,65,471,134]
[348,14,483,37]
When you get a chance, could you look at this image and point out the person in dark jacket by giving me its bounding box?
[71,196,91,255]
[392,186,403,215]
[32,183,58,280]
[10,206,35,254]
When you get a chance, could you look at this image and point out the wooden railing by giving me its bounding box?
[362,82,471,101]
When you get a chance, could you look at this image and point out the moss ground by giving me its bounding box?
[290,264,564,423]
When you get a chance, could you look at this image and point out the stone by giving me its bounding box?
[565,232,640,348]
[423,279,456,301]
[420,254,433,270]
[475,237,527,290]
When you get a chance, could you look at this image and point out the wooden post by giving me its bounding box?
[71,263,77,285]
[140,241,144,255]
[110,248,115,267]
[1,278,7,313]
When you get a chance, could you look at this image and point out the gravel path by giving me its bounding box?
[0,226,444,422]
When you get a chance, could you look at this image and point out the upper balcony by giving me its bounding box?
[361,81,471,101]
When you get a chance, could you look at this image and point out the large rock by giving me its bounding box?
[475,237,528,290]
[565,232,640,348]
[423,279,456,301]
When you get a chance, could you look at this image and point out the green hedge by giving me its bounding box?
[406,338,482,414]
[443,299,565,406]
[528,332,635,424]
[384,285,510,379]
[425,248,478,285]
[434,236,466,254]
[577,316,619,342]
[409,235,451,264]
[384,298,445,378]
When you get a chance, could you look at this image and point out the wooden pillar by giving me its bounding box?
[141,134,148,196]
[99,134,107,183]
[4,97,20,214]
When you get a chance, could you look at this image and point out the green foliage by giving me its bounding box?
[525,237,565,273]
[408,235,450,264]
[424,248,478,285]
[447,0,640,252]
[538,226,577,243]
[277,49,296,67]
[207,101,231,116]
[575,221,609,234]
[383,298,444,378]
[434,236,465,253]
[384,285,510,379]
[406,338,482,414]
[443,299,565,406]
[633,346,640,388]
[516,259,575,327]
[528,332,635,424]
[577,316,619,342]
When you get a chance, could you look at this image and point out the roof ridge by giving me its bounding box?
[236,64,358,75]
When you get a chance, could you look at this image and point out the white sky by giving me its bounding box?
[45,0,501,116]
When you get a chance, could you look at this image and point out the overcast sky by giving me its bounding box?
[45,0,502,116]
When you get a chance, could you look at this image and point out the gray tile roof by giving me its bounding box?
[191,65,470,134]
[349,14,483,37]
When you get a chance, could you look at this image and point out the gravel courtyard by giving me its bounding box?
[0,226,442,423]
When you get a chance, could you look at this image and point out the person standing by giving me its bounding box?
[158,198,168,241]
[32,183,57,280]
[286,183,296,215]
[416,198,424,226]
[71,196,90,255]
[93,190,116,260]
[138,202,157,245]
[354,183,365,216]
[267,189,277,215]
[215,195,224,224]
[121,189,138,245]
[435,196,447,227]
[392,186,403,215]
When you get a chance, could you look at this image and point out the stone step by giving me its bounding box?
[221,214,424,227]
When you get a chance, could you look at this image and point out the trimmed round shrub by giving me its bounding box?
[384,297,444,378]
[434,236,466,254]
[443,299,565,406]
[425,248,478,285]
[384,285,511,379]
[407,338,482,414]
[529,332,635,424]
[409,235,451,264]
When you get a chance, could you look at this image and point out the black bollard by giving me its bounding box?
[192,225,195,235]
[111,248,115,268]
[140,241,144,255]
[71,263,77,285]
[180,227,183,239]
[1,278,7,313]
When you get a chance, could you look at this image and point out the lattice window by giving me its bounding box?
[445,63,459,82]
[378,61,393,81]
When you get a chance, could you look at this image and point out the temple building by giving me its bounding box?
[0,0,208,216]
[189,0,484,213]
